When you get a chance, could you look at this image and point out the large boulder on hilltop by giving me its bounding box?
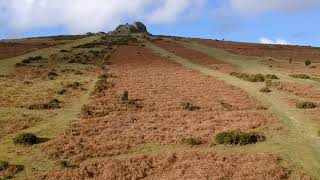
[109,22,150,35]
[132,22,147,33]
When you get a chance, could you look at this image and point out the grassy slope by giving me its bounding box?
[0,36,101,179]
[144,37,320,178]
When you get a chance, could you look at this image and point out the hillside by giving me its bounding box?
[0,27,320,179]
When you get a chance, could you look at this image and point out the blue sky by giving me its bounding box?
[1,0,319,46]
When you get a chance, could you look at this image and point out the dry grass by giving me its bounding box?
[42,45,276,163]
[38,151,310,180]
[196,38,320,63]
[154,40,237,73]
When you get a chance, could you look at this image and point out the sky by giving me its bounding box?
[0,0,319,46]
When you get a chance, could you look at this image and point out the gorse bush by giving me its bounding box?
[264,74,279,80]
[260,87,272,93]
[181,102,199,111]
[214,131,264,145]
[289,74,310,79]
[60,161,79,169]
[0,161,9,171]
[92,73,113,94]
[230,72,265,82]
[28,99,61,110]
[121,91,129,102]
[296,101,318,109]
[181,137,202,146]
[81,105,93,116]
[305,60,312,66]
[13,133,38,145]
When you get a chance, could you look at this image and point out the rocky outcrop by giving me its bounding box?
[109,22,150,35]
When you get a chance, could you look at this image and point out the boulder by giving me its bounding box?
[109,22,150,35]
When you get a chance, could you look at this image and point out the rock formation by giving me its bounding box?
[109,22,150,35]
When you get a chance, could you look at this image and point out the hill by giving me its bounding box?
[0,25,319,179]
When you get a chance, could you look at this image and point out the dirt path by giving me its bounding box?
[143,38,320,178]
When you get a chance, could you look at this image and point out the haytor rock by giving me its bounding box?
[109,22,151,35]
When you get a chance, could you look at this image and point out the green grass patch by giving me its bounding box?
[214,131,264,145]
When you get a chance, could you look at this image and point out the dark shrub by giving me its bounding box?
[219,101,234,110]
[13,133,38,145]
[230,72,265,82]
[48,71,58,80]
[28,99,61,110]
[92,74,113,94]
[296,101,317,109]
[305,60,312,66]
[60,161,79,169]
[289,58,293,64]
[57,89,67,95]
[214,131,264,145]
[81,105,93,116]
[121,91,129,102]
[181,102,199,111]
[0,161,9,171]
[289,74,310,79]
[21,59,32,64]
[181,137,202,146]
[264,74,279,80]
[260,87,272,93]
[74,70,83,75]
[60,49,70,53]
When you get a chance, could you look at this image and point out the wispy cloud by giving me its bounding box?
[0,0,204,35]
[260,37,290,45]
[218,0,320,16]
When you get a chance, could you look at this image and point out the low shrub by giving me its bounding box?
[121,91,129,102]
[305,60,312,66]
[214,131,264,145]
[260,87,272,93]
[81,105,93,116]
[296,101,318,109]
[230,72,265,82]
[47,71,58,80]
[181,137,202,146]
[289,74,310,79]
[60,161,79,169]
[13,133,38,145]
[181,102,199,111]
[219,101,234,110]
[0,161,9,171]
[264,74,279,80]
[57,89,67,95]
[66,82,80,89]
[289,58,293,64]
[92,74,113,94]
[28,99,61,110]
[60,49,70,53]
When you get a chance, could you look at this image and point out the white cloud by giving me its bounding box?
[219,0,320,16]
[260,37,290,45]
[0,0,204,35]
[148,0,204,23]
